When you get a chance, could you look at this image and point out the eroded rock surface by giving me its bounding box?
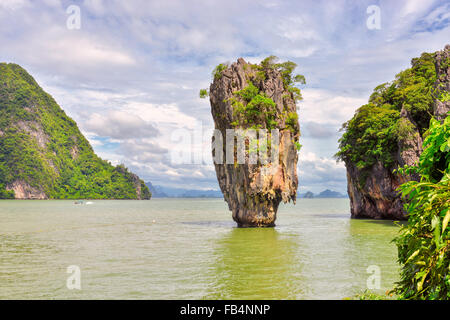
[209,58,300,227]
[434,44,450,120]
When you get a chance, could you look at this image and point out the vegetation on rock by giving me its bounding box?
[0,63,151,199]
[212,63,228,80]
[203,56,304,133]
[207,57,302,227]
[394,114,450,299]
[336,52,437,172]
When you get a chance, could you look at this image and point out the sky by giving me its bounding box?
[0,0,449,194]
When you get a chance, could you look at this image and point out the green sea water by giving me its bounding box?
[0,198,400,299]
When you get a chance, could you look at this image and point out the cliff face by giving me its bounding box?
[340,45,449,220]
[0,63,151,200]
[434,45,450,120]
[209,58,301,227]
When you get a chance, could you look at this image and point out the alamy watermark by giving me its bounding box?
[170,122,289,167]
[366,5,381,30]
[366,265,381,290]
[66,5,81,30]
[66,265,81,290]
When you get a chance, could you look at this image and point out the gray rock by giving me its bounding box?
[209,58,300,227]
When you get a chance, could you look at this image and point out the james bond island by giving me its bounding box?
[201,56,304,227]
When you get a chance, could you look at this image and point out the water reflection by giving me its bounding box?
[205,227,304,299]
[342,219,400,296]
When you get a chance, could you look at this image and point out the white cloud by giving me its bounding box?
[84,111,159,139]
[0,0,29,10]
[125,102,198,128]
[298,152,347,193]
[48,37,135,66]
[299,89,367,126]
[0,0,448,192]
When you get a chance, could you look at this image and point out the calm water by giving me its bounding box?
[0,198,400,299]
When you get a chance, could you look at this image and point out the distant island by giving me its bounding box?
[147,182,347,199]
[0,63,150,200]
[298,189,348,199]
[146,182,222,198]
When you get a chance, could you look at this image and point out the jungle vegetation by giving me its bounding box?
[335,52,437,172]
[200,56,304,133]
[394,114,450,299]
[0,63,151,199]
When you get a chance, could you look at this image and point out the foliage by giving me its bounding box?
[0,63,151,200]
[439,91,450,102]
[212,63,228,80]
[258,56,305,101]
[336,51,438,175]
[199,88,209,99]
[336,104,400,170]
[205,57,302,155]
[285,112,299,133]
[293,141,302,151]
[394,114,450,299]
[224,56,304,134]
[348,290,393,300]
[228,81,278,130]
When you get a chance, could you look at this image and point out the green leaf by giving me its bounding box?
[417,270,429,292]
[406,249,420,263]
[442,209,450,234]
[431,215,439,230]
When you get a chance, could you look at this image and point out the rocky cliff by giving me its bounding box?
[0,63,151,200]
[434,45,450,120]
[337,45,450,220]
[207,57,302,227]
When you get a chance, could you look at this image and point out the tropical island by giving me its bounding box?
[0,63,150,200]
[337,45,450,299]
[337,45,449,220]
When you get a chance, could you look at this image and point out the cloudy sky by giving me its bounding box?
[0,0,449,193]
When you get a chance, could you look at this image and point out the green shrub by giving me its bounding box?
[199,88,209,99]
[212,63,228,80]
[336,104,400,170]
[256,56,305,101]
[227,81,278,130]
[285,112,298,132]
[394,114,450,299]
[439,91,450,102]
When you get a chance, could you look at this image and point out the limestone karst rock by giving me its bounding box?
[339,45,450,220]
[434,45,450,120]
[208,57,302,227]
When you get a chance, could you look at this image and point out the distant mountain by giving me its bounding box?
[146,182,168,198]
[303,191,314,198]
[180,189,223,198]
[315,189,347,198]
[145,183,222,198]
[297,189,347,198]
